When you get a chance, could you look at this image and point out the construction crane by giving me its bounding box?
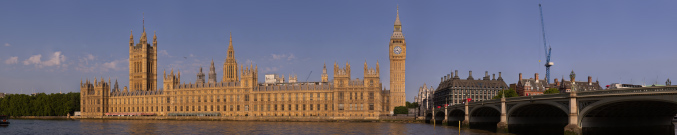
[305,71,312,82]
[539,4,554,84]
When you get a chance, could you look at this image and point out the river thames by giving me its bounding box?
[3,119,503,135]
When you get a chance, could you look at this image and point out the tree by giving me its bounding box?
[544,88,560,94]
[0,92,80,117]
[405,101,419,108]
[394,106,408,114]
[492,88,519,99]
[410,102,419,108]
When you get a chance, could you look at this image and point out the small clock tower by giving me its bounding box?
[389,6,406,108]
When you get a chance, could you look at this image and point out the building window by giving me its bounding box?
[339,104,344,110]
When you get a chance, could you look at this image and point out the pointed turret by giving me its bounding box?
[153,31,157,46]
[321,63,328,83]
[114,79,119,92]
[375,60,380,73]
[140,14,147,45]
[129,30,134,46]
[197,66,206,84]
[209,59,217,84]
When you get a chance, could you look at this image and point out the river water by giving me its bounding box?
[2,119,501,135]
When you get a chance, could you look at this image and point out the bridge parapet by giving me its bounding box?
[577,86,677,96]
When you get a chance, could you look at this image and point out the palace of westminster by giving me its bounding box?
[79,9,407,119]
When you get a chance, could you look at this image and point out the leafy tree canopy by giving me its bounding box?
[492,88,519,99]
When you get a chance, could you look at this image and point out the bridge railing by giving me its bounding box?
[431,86,677,112]
[577,86,677,96]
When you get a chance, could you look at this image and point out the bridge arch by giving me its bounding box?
[579,98,677,135]
[434,111,445,124]
[507,102,568,135]
[447,109,465,127]
[425,112,433,124]
[469,106,501,132]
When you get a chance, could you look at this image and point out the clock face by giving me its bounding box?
[393,46,402,54]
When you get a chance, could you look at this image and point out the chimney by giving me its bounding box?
[485,71,489,77]
[493,74,496,80]
[519,73,523,81]
[499,72,502,78]
[455,70,459,78]
[588,76,592,84]
[535,73,539,82]
[441,77,443,82]
[444,76,447,81]
[469,71,473,77]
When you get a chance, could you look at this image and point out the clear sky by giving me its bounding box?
[1,0,677,102]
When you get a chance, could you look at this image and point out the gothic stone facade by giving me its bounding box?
[80,10,405,119]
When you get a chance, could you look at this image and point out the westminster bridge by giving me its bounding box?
[424,85,677,135]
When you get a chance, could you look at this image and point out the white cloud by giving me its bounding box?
[4,56,18,64]
[85,54,95,61]
[23,54,42,65]
[101,59,127,71]
[158,50,171,57]
[263,67,279,73]
[271,54,286,60]
[42,51,66,67]
[270,53,296,61]
[4,43,10,47]
[22,51,67,68]
[75,54,127,73]
[76,58,128,73]
[287,54,296,60]
[244,59,255,65]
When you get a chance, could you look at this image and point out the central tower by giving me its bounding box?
[129,16,157,91]
[223,32,239,82]
[389,7,406,108]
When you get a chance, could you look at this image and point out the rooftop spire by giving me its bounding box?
[394,5,401,26]
[129,30,134,45]
[140,13,147,44]
[142,12,145,32]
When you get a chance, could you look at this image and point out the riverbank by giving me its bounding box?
[10,115,424,123]
[67,115,424,123]
[11,116,71,120]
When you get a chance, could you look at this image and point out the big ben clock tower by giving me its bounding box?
[389,6,406,108]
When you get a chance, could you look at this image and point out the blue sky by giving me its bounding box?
[1,1,677,102]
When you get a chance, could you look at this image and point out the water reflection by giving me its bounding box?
[6,119,505,135]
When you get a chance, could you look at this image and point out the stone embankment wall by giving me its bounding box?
[72,116,423,123]
[12,116,71,119]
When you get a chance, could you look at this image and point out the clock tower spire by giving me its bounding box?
[389,5,406,109]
